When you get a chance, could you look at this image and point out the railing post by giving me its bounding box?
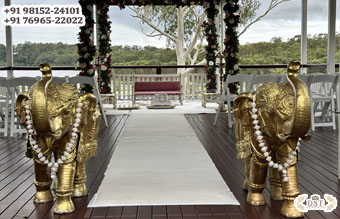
[301,0,308,74]
[5,0,13,78]
[156,67,161,74]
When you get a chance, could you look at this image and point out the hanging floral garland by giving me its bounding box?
[97,0,113,94]
[223,0,240,94]
[77,0,96,93]
[202,2,219,93]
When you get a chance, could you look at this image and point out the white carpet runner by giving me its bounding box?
[88,114,239,207]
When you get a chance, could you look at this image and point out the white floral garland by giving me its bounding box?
[24,102,84,179]
[251,94,300,182]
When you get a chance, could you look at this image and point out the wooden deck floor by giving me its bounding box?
[0,114,339,219]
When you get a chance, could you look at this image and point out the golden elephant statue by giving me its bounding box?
[233,61,311,218]
[15,63,101,214]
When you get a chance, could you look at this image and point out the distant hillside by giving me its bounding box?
[0,34,338,67]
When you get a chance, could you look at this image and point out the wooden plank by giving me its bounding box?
[167,205,182,217]
[90,207,108,218]
[106,207,123,219]
[152,206,167,217]
[121,206,137,218]
[136,206,151,219]
[181,205,197,217]
[210,205,228,216]
[195,205,213,216]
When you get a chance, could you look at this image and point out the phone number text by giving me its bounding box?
[2,5,82,15]
[2,16,85,26]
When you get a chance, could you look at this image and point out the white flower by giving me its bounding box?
[209,61,214,66]
[84,53,90,59]
[87,69,93,74]
[85,29,91,35]
[101,65,108,71]
[229,19,235,24]
[102,35,107,40]
[234,64,239,71]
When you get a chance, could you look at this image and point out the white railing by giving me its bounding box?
[185,73,206,99]
[111,73,206,100]
[111,74,134,100]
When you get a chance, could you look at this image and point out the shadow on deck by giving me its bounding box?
[0,114,339,219]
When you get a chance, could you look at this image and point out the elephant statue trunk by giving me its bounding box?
[233,61,311,218]
[16,63,101,214]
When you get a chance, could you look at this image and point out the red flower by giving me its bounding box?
[79,72,83,76]
[204,66,208,72]
[211,75,216,80]
[89,65,94,69]
[101,88,107,93]
[108,57,112,63]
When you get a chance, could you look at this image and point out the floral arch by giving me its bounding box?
[77,0,240,94]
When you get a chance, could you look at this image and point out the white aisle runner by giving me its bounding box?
[88,114,239,207]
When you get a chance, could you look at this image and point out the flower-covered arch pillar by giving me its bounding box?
[77,0,240,94]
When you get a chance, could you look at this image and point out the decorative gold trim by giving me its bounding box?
[248,182,266,190]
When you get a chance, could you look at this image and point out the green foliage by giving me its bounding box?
[0,34,338,68]
[239,0,260,26]
[239,33,340,65]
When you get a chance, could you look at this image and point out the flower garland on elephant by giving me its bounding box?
[97,1,113,94]
[77,0,96,93]
[202,2,219,93]
[224,0,240,94]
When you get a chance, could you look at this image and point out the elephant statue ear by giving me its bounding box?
[16,92,30,126]
[30,63,53,135]
[77,93,102,163]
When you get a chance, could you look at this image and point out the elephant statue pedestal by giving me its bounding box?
[233,61,311,218]
[16,63,101,214]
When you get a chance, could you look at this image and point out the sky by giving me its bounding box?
[0,0,338,47]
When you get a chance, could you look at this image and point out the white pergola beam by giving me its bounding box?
[327,0,336,73]
[300,0,307,74]
[5,0,13,78]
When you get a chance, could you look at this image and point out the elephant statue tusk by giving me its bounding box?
[277,133,291,142]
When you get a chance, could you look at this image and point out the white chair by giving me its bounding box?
[7,77,40,137]
[249,74,282,92]
[52,76,68,84]
[297,74,313,88]
[213,74,253,127]
[67,76,108,127]
[309,74,339,131]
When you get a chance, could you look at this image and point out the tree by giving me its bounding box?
[129,5,206,73]
[129,0,291,71]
